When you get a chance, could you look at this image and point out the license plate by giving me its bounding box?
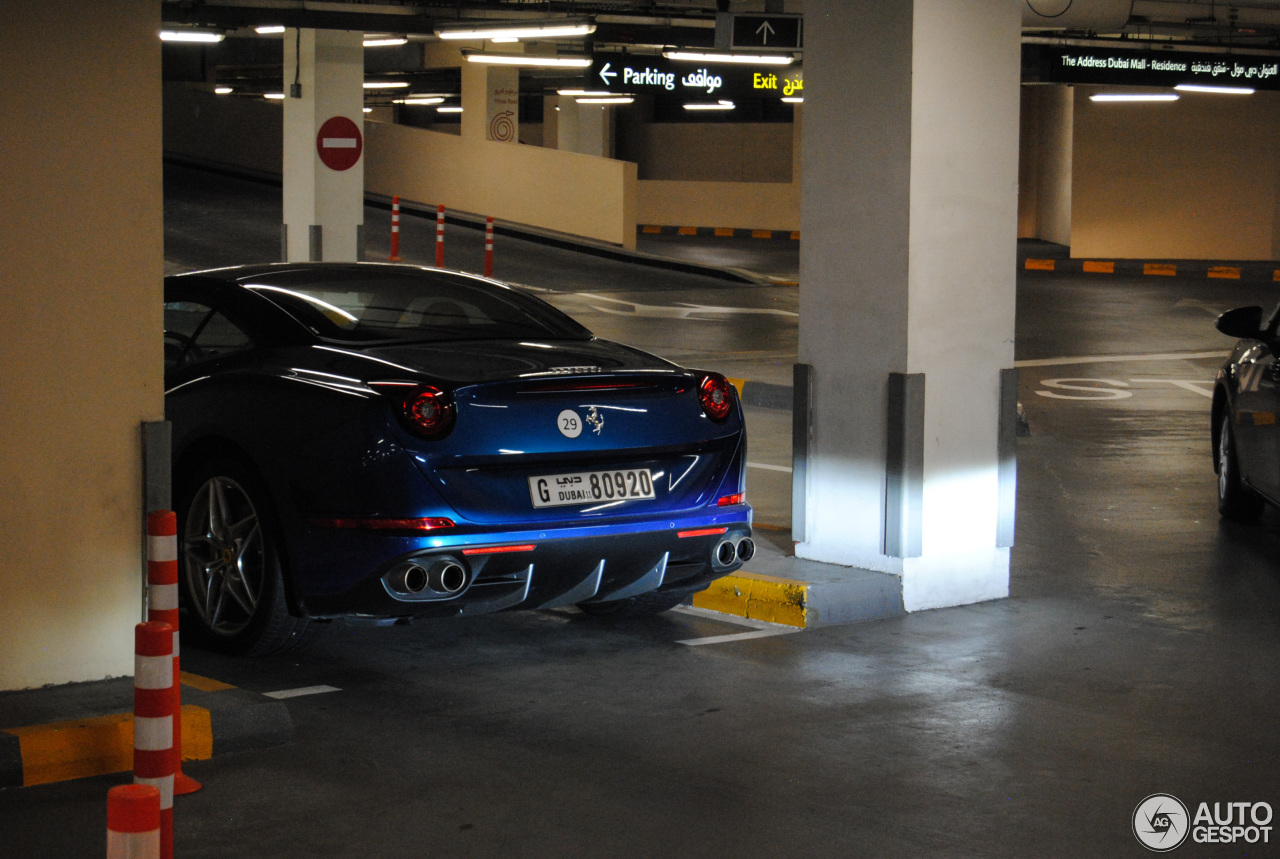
[529,468,656,508]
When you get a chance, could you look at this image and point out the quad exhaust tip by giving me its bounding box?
[389,558,468,595]
[713,536,754,568]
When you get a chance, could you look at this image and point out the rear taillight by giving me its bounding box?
[717,493,745,506]
[698,373,734,422]
[373,382,456,440]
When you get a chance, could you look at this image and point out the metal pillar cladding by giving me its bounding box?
[797,0,1021,612]
[282,28,364,262]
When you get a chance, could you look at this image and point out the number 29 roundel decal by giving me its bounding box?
[558,409,582,438]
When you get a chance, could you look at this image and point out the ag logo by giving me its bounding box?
[1133,794,1190,852]
[557,409,582,438]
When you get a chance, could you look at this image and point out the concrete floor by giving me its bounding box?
[3,167,1279,856]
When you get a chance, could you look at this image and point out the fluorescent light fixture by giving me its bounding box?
[577,96,634,104]
[664,50,792,66]
[394,97,445,105]
[255,25,286,35]
[1175,83,1255,95]
[557,89,613,97]
[781,96,803,103]
[264,92,286,100]
[363,36,408,48]
[363,107,373,113]
[159,30,225,43]
[437,106,463,113]
[214,86,233,95]
[363,81,410,89]
[463,51,591,68]
[1089,93,1179,102]
[490,37,519,44]
[684,100,735,111]
[437,19,595,41]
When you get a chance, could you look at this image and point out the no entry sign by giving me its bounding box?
[316,116,362,171]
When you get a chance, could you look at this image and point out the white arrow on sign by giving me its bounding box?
[756,20,775,44]
[599,62,617,85]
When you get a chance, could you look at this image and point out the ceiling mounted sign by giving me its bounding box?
[1025,44,1280,90]
[590,56,802,101]
[316,116,363,171]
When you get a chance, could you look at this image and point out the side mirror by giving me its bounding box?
[1215,306,1265,340]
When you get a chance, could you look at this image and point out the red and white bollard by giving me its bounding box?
[484,216,494,278]
[388,195,402,262]
[107,783,161,859]
[134,621,175,859]
[146,511,200,796]
[435,204,446,268]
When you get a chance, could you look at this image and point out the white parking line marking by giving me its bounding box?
[1016,350,1227,368]
[747,461,792,472]
[670,605,801,646]
[263,685,341,700]
[1128,378,1215,398]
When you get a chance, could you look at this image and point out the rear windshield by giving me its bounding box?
[239,268,591,343]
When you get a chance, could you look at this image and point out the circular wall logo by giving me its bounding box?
[1133,794,1190,852]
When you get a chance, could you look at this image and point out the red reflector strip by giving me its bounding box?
[310,517,455,532]
[462,544,537,556]
[677,527,729,538]
[717,493,744,507]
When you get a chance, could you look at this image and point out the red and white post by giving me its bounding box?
[484,216,494,278]
[147,511,200,796]
[134,621,175,859]
[107,783,161,859]
[435,204,446,268]
[388,195,402,262]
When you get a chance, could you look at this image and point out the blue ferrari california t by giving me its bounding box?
[164,263,753,654]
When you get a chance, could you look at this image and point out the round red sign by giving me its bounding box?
[315,116,363,171]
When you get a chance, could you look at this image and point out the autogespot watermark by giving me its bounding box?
[1132,793,1273,851]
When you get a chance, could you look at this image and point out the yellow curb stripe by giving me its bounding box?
[1144,262,1177,276]
[641,224,661,234]
[692,571,808,628]
[677,226,698,236]
[751,229,773,239]
[714,227,735,237]
[1083,260,1115,274]
[4,706,213,786]
[1273,270,1280,282]
[725,377,747,398]
[789,231,800,241]
[1025,258,1055,271]
[181,671,235,692]
[1208,266,1241,279]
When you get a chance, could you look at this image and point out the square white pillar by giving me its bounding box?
[283,28,364,262]
[797,0,1021,611]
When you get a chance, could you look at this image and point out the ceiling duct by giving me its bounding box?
[1022,0,1134,30]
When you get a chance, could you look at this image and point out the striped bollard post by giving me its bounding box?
[146,511,200,796]
[484,216,494,277]
[134,621,175,859]
[107,783,161,859]
[435,204,445,267]
[388,195,402,261]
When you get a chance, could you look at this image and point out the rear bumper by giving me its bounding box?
[297,507,752,619]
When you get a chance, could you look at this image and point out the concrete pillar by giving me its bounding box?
[283,29,364,262]
[557,100,610,157]
[461,62,519,143]
[796,0,1021,611]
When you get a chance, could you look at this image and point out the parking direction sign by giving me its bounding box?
[316,116,362,171]
[730,14,802,50]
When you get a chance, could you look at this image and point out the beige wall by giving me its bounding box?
[1072,86,1280,259]
[618,121,795,183]
[364,121,637,248]
[637,180,800,231]
[1017,85,1073,246]
[165,83,284,176]
[0,1,163,689]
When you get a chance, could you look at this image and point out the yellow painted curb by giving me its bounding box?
[677,225,698,236]
[4,705,213,787]
[692,571,808,628]
[714,227,735,237]
[1083,260,1115,274]
[1144,262,1177,276]
[641,224,662,234]
[725,377,747,398]
[181,671,235,692]
[1025,258,1055,271]
[1208,266,1241,279]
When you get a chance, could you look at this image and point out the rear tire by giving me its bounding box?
[177,457,316,655]
[1218,415,1265,521]
[577,591,685,618]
